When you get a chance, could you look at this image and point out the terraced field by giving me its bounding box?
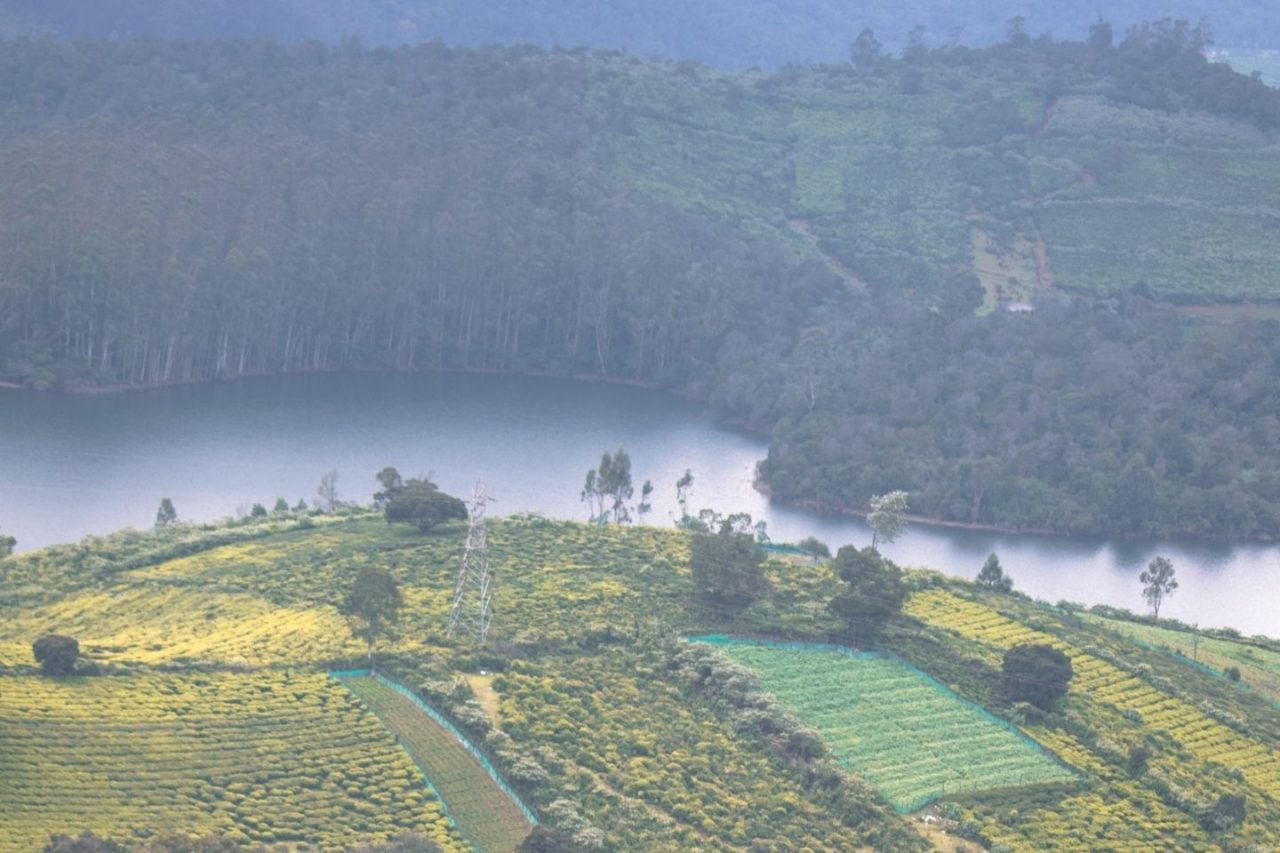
[703,640,1074,810]
[907,590,1280,799]
[0,670,466,852]
[340,674,535,853]
[1080,612,1280,704]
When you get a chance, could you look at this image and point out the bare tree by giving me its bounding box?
[317,470,341,513]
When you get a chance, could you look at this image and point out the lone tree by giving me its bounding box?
[690,529,770,609]
[33,634,80,676]
[155,498,177,528]
[637,479,654,524]
[1002,643,1073,710]
[0,525,14,558]
[867,490,909,548]
[1140,556,1178,619]
[341,568,403,664]
[385,478,468,533]
[976,552,1014,592]
[675,469,695,525]
[316,470,341,513]
[827,546,908,643]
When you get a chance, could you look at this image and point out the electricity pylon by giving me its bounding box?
[447,481,492,644]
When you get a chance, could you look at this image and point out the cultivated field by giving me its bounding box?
[341,674,534,853]
[704,641,1074,810]
[906,589,1280,849]
[0,670,466,852]
[1079,612,1280,704]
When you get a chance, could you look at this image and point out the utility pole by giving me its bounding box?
[447,481,493,644]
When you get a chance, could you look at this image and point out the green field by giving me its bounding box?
[0,671,466,853]
[702,641,1075,810]
[341,674,534,853]
[1079,613,1280,704]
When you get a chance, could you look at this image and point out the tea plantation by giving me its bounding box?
[2,510,1279,850]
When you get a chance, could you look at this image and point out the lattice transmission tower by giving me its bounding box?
[447,481,493,644]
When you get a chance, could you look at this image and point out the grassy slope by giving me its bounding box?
[3,513,1280,850]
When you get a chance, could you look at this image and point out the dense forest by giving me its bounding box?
[2,0,1280,64]
[2,27,1279,538]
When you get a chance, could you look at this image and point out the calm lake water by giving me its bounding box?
[1,373,1276,637]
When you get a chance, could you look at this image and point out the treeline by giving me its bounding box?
[0,38,833,388]
[2,35,1279,537]
[4,0,1280,65]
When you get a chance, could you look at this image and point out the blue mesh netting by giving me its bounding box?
[331,669,539,826]
[686,635,1077,812]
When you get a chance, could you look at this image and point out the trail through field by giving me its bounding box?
[340,674,534,853]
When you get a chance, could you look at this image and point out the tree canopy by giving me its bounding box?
[33,634,80,676]
[689,529,770,609]
[384,479,468,533]
[826,546,908,643]
[341,568,404,663]
[1001,643,1073,710]
[976,553,1013,593]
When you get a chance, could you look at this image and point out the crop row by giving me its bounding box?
[342,675,533,853]
[0,671,467,852]
[496,645,894,850]
[707,643,1073,811]
[0,583,360,668]
[906,590,1280,798]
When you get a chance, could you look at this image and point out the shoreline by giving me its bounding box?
[3,366,1274,544]
[752,478,1278,545]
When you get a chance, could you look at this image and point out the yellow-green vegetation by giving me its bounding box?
[702,641,1075,810]
[4,514,1280,851]
[904,588,1280,850]
[493,645,914,850]
[0,670,466,853]
[0,584,358,668]
[1079,612,1280,704]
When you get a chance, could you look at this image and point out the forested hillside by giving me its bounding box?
[3,29,1280,537]
[3,0,1280,65]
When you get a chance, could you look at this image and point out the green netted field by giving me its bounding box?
[707,641,1075,811]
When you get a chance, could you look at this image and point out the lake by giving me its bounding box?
[1,373,1276,637]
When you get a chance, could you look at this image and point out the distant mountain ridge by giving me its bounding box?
[2,0,1279,66]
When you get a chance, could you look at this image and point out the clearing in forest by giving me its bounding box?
[704,640,1075,811]
[339,673,535,853]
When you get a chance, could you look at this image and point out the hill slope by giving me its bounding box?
[2,512,1279,850]
[3,34,1280,538]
